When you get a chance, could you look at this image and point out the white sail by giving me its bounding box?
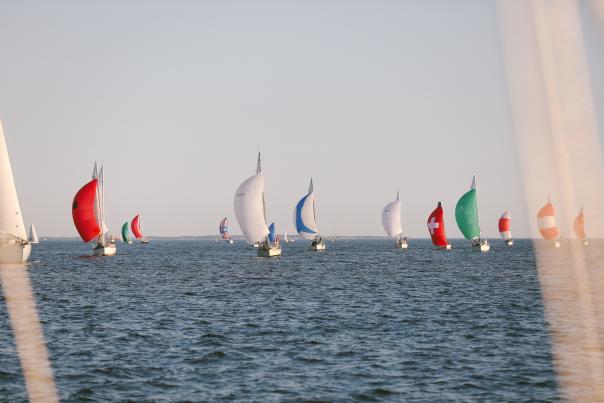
[382,191,403,238]
[0,121,27,241]
[234,155,270,244]
[295,179,319,240]
[28,223,39,243]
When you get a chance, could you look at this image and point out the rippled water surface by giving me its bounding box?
[0,239,558,401]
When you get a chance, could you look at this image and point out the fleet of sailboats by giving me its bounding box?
[295,178,326,251]
[234,153,281,257]
[455,176,490,252]
[382,191,408,249]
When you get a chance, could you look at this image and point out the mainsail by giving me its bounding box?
[0,121,27,241]
[131,215,143,239]
[427,202,449,247]
[121,222,131,243]
[537,197,560,240]
[295,178,319,240]
[219,217,231,240]
[573,206,586,241]
[455,176,481,240]
[72,179,102,242]
[381,191,403,238]
[498,210,512,240]
[233,153,269,244]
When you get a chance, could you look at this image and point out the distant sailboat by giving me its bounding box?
[382,190,408,249]
[0,121,30,263]
[121,222,132,244]
[537,196,560,248]
[73,163,116,256]
[219,217,234,244]
[295,178,326,251]
[131,214,149,244]
[455,176,490,252]
[28,223,39,244]
[498,210,513,246]
[234,153,281,257]
[427,202,451,249]
[573,206,588,246]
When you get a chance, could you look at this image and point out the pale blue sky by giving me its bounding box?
[1,1,602,237]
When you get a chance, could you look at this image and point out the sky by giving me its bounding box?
[0,0,603,238]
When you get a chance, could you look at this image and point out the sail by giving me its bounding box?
[295,179,319,240]
[268,222,276,243]
[427,202,448,247]
[498,210,512,240]
[233,162,269,244]
[219,217,231,240]
[573,207,586,240]
[28,223,39,243]
[455,178,480,239]
[131,215,143,239]
[121,222,131,243]
[72,179,102,242]
[0,121,27,240]
[537,198,559,240]
[381,191,402,238]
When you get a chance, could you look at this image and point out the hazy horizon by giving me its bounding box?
[2,1,604,238]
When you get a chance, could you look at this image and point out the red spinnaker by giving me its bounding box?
[72,179,101,242]
[427,202,448,247]
[131,215,143,239]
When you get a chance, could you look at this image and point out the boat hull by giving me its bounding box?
[0,241,31,263]
[504,239,514,246]
[553,240,561,248]
[310,241,326,251]
[433,244,452,250]
[93,244,117,256]
[396,239,409,249]
[257,246,282,257]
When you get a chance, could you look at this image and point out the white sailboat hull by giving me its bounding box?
[310,240,326,251]
[395,239,408,249]
[504,239,514,246]
[257,246,282,257]
[0,241,31,263]
[434,244,452,250]
[93,244,117,256]
[553,240,561,248]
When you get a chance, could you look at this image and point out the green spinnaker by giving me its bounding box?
[121,222,131,243]
[455,189,480,239]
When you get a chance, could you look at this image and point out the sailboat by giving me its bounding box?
[381,190,408,249]
[537,196,561,248]
[73,163,116,256]
[498,210,513,246]
[234,153,281,257]
[427,202,451,249]
[455,176,490,252]
[0,121,30,263]
[28,223,39,244]
[573,206,588,246]
[121,222,132,244]
[219,217,234,244]
[131,214,149,244]
[295,178,326,251]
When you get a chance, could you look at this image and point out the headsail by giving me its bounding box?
[131,215,143,239]
[455,176,480,240]
[0,121,27,241]
[427,202,448,247]
[72,179,102,242]
[268,222,276,243]
[498,210,512,240]
[234,154,270,244]
[573,206,586,241]
[219,217,231,240]
[381,190,403,238]
[537,196,560,240]
[121,222,131,243]
[295,178,319,240]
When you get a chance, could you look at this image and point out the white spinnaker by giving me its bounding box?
[381,199,402,237]
[234,173,270,244]
[28,224,39,243]
[0,121,27,241]
[297,192,319,240]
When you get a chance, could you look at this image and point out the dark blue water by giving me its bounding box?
[1,239,558,402]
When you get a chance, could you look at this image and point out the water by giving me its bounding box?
[1,239,558,401]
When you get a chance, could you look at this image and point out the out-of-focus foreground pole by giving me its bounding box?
[0,265,58,402]
[497,0,604,401]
